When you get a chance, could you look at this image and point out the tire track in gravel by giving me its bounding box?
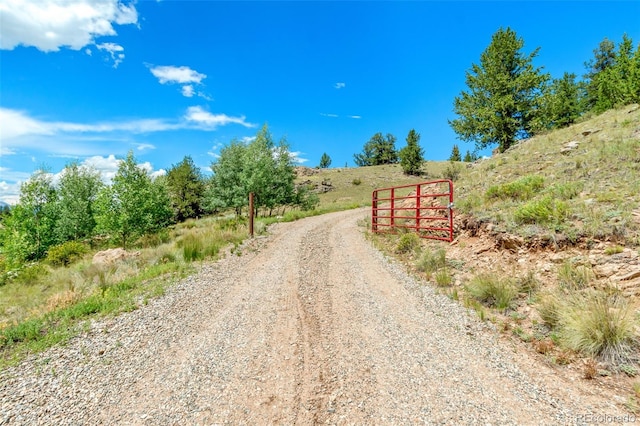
[0,208,630,425]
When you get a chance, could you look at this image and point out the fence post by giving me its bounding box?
[372,190,378,232]
[415,184,421,232]
[390,188,395,229]
[249,192,254,238]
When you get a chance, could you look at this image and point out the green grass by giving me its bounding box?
[558,291,638,366]
[466,273,518,311]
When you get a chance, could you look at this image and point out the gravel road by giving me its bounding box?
[0,208,631,425]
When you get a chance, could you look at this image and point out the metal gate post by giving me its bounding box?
[415,184,421,232]
[390,187,395,228]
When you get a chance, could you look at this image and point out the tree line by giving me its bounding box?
[352,29,640,170]
[0,124,317,269]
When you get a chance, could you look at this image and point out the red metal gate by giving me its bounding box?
[372,180,454,242]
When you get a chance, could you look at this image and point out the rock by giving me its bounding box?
[593,264,617,278]
[496,233,523,251]
[92,248,140,265]
[560,141,579,154]
[581,129,600,137]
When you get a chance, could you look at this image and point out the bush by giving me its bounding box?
[514,196,567,224]
[442,163,462,181]
[46,241,88,266]
[486,175,545,201]
[559,291,638,366]
[352,178,362,186]
[395,232,420,254]
[466,273,518,311]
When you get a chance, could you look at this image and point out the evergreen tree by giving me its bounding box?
[534,72,583,131]
[463,150,476,163]
[584,37,616,111]
[449,145,461,162]
[450,27,548,153]
[319,153,331,168]
[398,129,424,176]
[354,133,398,166]
[166,156,205,222]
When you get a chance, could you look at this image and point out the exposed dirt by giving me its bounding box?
[0,208,635,424]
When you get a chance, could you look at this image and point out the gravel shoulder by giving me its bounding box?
[0,208,631,425]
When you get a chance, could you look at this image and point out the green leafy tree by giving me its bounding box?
[166,156,205,222]
[1,170,59,266]
[450,27,549,153]
[398,129,424,175]
[449,144,462,162]
[319,152,332,168]
[95,151,171,249]
[206,141,248,215]
[354,133,398,166]
[56,162,102,242]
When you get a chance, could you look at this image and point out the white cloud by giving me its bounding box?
[150,169,166,179]
[96,42,124,68]
[181,85,195,97]
[240,136,256,144]
[320,113,339,118]
[185,106,255,129]
[348,115,362,119]
[0,0,138,66]
[289,151,309,164]
[134,143,155,152]
[85,47,92,55]
[334,82,346,89]
[149,65,206,85]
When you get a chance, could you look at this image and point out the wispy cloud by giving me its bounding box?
[0,0,138,67]
[320,113,339,118]
[240,136,256,143]
[290,151,309,164]
[135,143,155,152]
[0,107,255,157]
[96,42,125,68]
[185,106,255,129]
[348,115,362,119]
[334,82,346,89]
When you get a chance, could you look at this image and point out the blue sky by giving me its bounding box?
[1,1,639,204]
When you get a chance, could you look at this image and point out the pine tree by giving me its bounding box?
[319,153,331,168]
[354,133,398,166]
[449,145,461,162]
[166,156,205,222]
[398,129,424,176]
[450,27,548,153]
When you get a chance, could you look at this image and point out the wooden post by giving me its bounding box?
[249,192,254,237]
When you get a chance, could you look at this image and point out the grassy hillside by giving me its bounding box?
[307,104,640,248]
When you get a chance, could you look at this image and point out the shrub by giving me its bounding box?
[442,163,462,181]
[559,291,638,366]
[352,178,362,186]
[395,232,420,254]
[547,182,582,200]
[486,175,544,201]
[514,196,567,224]
[466,273,518,311]
[46,241,88,266]
[604,245,624,255]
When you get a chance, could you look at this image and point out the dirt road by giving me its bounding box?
[0,209,629,424]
